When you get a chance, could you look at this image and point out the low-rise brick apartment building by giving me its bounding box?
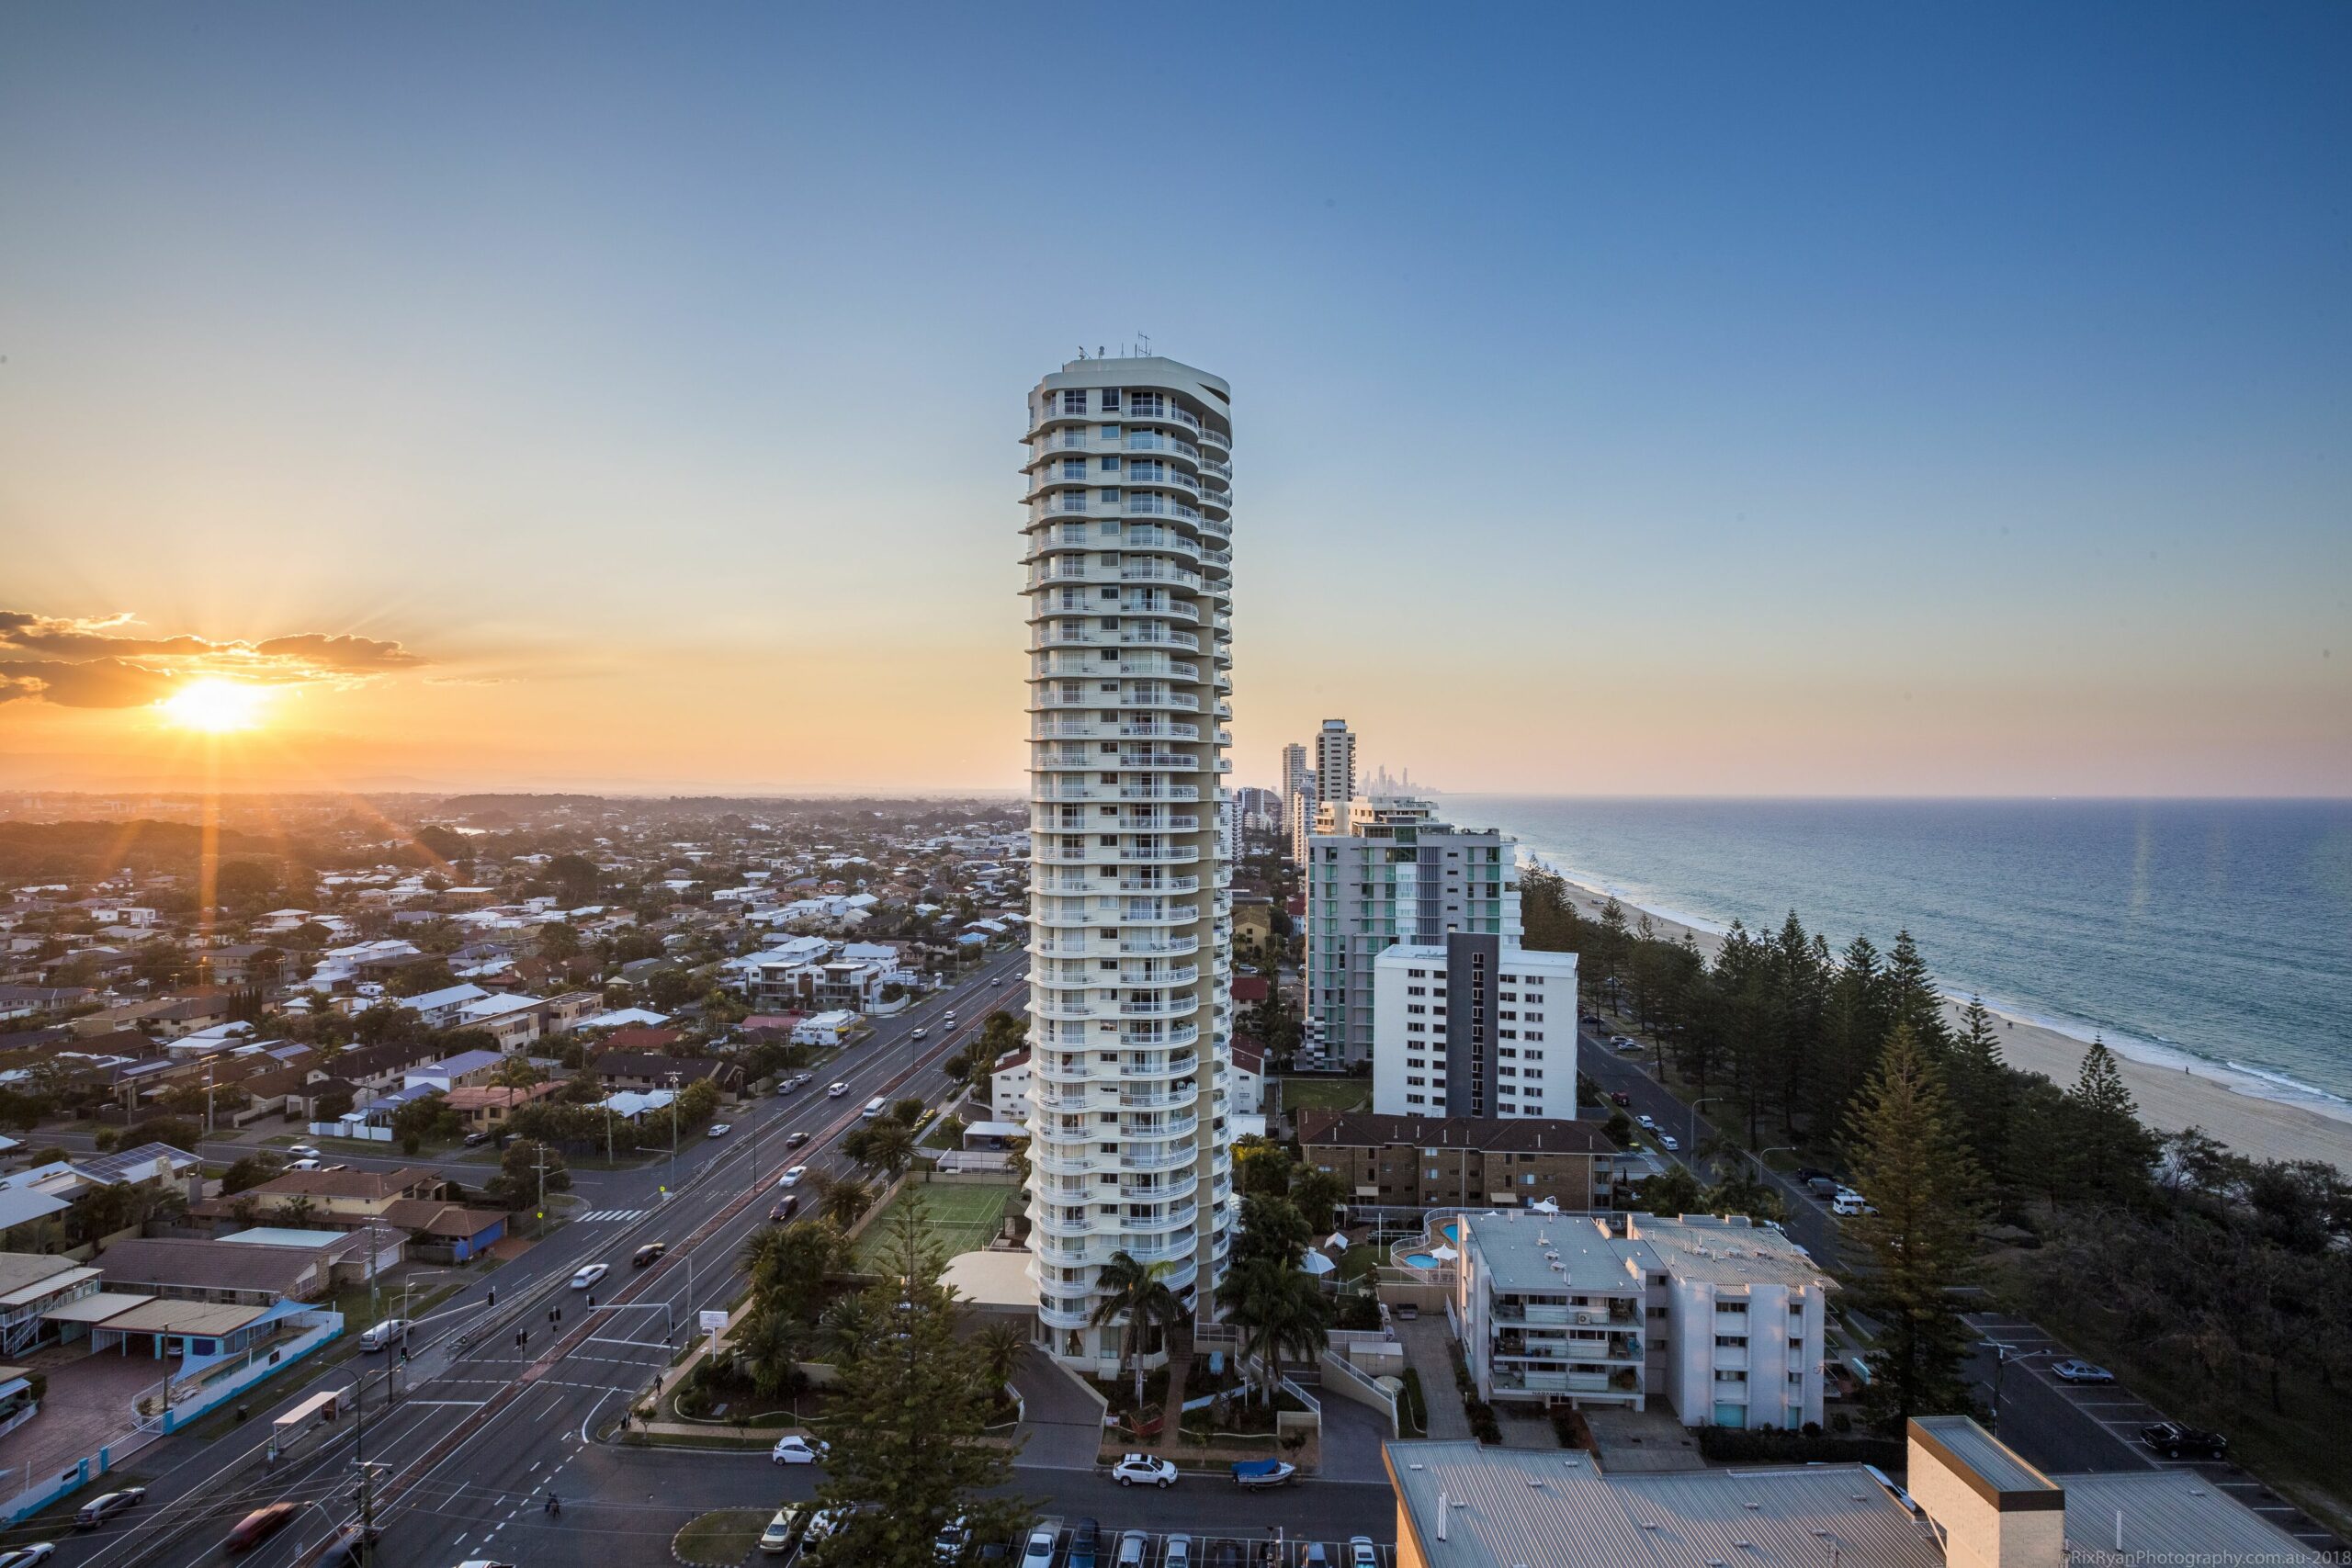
[1295,1109,1638,1212]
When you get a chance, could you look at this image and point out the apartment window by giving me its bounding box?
[1405,1076,1424,1088]
[1525,1031,1544,1043]
[1101,389,1122,411]
[1498,1028,1517,1040]
[1405,1093,1425,1106]
[1100,424,1120,439]
[1059,389,1088,413]
[1406,1021,1424,1034]
[1101,456,1122,471]
[1406,986,1426,997]
[1523,1068,1543,1080]
[1408,968,1426,978]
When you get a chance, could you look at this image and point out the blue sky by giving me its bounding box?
[2,4,2345,794]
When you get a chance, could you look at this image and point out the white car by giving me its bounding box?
[770,1434,830,1465]
[0,1544,57,1568]
[1021,1529,1057,1568]
[1111,1452,1178,1488]
[779,1166,808,1187]
[1635,1114,1658,1131]
[570,1263,608,1290]
[1832,1194,1877,1217]
[1349,1539,1379,1568]
[287,1158,326,1172]
[911,1027,927,1039]
[827,1081,850,1098]
[1659,1134,1680,1152]
[285,1145,322,1160]
[707,1122,732,1138]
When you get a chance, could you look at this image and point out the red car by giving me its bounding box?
[223,1502,300,1553]
[1610,1091,1632,1107]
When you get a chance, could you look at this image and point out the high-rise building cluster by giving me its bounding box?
[1021,355,1235,1367]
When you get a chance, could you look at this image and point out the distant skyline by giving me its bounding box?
[3,5,2346,797]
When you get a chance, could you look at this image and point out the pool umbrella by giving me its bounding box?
[1430,1245,1460,1262]
[1301,1249,1338,1276]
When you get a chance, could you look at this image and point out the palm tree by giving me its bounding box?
[973,1319,1028,1398]
[844,1120,918,1180]
[820,1175,875,1232]
[1216,1256,1332,1407]
[1089,1250,1184,1408]
[733,1302,808,1403]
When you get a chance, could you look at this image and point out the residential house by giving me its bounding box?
[445,1081,562,1131]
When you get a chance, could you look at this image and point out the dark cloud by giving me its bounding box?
[251,633,427,671]
[0,658,179,708]
[0,611,431,710]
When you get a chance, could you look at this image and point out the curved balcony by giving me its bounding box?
[1118,997,1201,1024]
[1195,422,1230,452]
[1122,1022,1201,1051]
[1197,487,1231,517]
[1114,905,1201,928]
[1033,1146,1110,1177]
[1119,964,1199,986]
[1118,875,1200,895]
[1122,1082,1202,1112]
[1120,720,1200,741]
[1120,934,1200,955]
[1032,997,1097,1021]
[1123,1113,1200,1142]
[1124,432,1202,462]
[1123,1201,1201,1235]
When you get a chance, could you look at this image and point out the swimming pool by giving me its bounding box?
[1403,1253,1440,1269]
[1437,1219,1462,1246]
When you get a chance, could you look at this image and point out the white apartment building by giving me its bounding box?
[1279,744,1312,860]
[1022,355,1236,1369]
[1445,1209,1831,1428]
[1306,798,1521,1066]
[1288,719,1354,863]
[1374,934,1576,1118]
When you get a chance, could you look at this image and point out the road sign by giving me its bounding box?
[698,1310,729,1333]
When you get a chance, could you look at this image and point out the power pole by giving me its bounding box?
[534,1142,553,1239]
[667,1070,682,1189]
[204,1062,215,1136]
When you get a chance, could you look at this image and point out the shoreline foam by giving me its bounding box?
[1532,858,2352,1171]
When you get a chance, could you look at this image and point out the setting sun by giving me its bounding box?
[158,677,272,733]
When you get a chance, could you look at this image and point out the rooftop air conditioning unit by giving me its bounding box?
[1576,1312,1593,1325]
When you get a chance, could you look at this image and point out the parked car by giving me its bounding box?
[1659,1134,1680,1152]
[0,1544,54,1568]
[827,1081,850,1097]
[571,1262,608,1290]
[1831,1194,1875,1217]
[770,1195,800,1222]
[1301,1545,1331,1568]
[1110,1452,1177,1487]
[933,1514,970,1562]
[1635,1114,1658,1131]
[707,1122,732,1138]
[1020,1529,1057,1568]
[631,1242,667,1268]
[777,1077,803,1095]
[1609,1090,1632,1107]
[771,1434,831,1465]
[1066,1518,1099,1568]
[463,1130,493,1147]
[786,1130,810,1148]
[359,1316,410,1352]
[2142,1421,2228,1460]
[72,1488,146,1529]
[1162,1536,1193,1568]
[222,1502,300,1554]
[759,1506,808,1555]
[1348,1539,1379,1568]
[780,1166,808,1187]
[2052,1359,2115,1384]
[1116,1531,1149,1568]
[287,1157,327,1172]
[1804,1175,1839,1198]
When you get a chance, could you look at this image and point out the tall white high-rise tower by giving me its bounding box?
[1022,355,1235,1366]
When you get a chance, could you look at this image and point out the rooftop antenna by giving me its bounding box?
[1137,333,1152,355]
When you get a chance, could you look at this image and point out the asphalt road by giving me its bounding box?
[1575,1028,1844,1268]
[28,948,1033,1568]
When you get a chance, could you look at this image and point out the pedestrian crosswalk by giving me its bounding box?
[573,1208,648,1223]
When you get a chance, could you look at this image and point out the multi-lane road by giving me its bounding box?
[43,946,1032,1568]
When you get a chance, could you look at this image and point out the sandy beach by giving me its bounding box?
[1551,876,2352,1172]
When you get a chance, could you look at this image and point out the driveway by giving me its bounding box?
[1316,1385,1393,1480]
[1390,1315,1470,1440]
[1009,1346,1106,1470]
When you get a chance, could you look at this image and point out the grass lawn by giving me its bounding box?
[673,1508,770,1565]
[855,1179,1018,1269]
[1279,1076,1370,1113]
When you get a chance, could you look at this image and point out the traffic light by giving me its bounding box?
[515,1329,528,1349]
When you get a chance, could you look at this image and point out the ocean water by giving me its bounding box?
[1444,796,2352,1114]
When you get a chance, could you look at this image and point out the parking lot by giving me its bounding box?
[1963,1311,2340,1554]
[1022,1524,1393,1567]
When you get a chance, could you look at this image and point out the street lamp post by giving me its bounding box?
[1981,1340,2049,1434]
[1753,1145,1796,1185]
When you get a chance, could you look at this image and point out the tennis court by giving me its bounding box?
[855,1179,1020,1268]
